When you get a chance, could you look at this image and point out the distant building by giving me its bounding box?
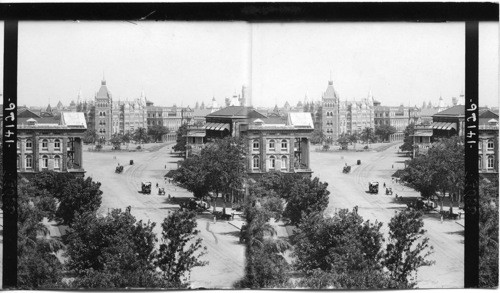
[321,79,374,141]
[374,105,411,141]
[17,111,87,177]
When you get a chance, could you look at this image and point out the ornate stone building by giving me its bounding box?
[17,111,87,177]
[321,79,374,140]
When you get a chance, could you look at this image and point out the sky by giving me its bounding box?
[0,21,497,109]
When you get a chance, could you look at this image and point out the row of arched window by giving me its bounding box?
[479,155,496,169]
[252,139,288,152]
[99,111,107,116]
[325,111,335,117]
[17,154,61,170]
[324,103,336,108]
[479,140,495,150]
[252,155,288,170]
[325,129,334,134]
[17,139,62,150]
[97,103,108,108]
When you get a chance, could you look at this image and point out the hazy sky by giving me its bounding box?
[0,21,497,108]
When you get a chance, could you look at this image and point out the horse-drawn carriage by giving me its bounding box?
[158,187,165,195]
[115,165,124,173]
[343,165,351,173]
[385,187,393,195]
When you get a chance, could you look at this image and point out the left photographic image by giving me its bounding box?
[13,21,251,289]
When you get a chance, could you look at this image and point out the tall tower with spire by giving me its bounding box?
[321,76,341,140]
[94,77,113,140]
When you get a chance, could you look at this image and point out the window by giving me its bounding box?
[17,155,20,169]
[253,140,259,151]
[26,139,33,149]
[54,155,61,169]
[281,156,287,169]
[269,156,276,169]
[42,155,49,169]
[479,140,483,151]
[54,139,61,150]
[252,156,260,169]
[487,140,494,150]
[488,156,495,169]
[42,139,48,150]
[26,155,33,169]
[281,140,288,151]
[479,156,482,169]
[17,141,20,149]
[269,140,275,151]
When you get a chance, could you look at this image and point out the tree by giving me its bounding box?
[283,177,330,225]
[170,155,210,199]
[148,125,169,143]
[97,136,106,146]
[56,176,103,225]
[383,209,434,288]
[155,209,207,286]
[64,208,172,288]
[133,127,149,144]
[399,155,438,200]
[237,192,291,288]
[292,210,383,275]
[479,179,499,288]
[310,129,325,145]
[337,134,350,150]
[17,179,64,289]
[360,127,375,145]
[400,123,415,153]
[173,123,188,153]
[400,136,464,212]
[250,173,329,226]
[375,124,397,142]
[83,129,99,144]
[110,133,123,150]
[200,137,247,211]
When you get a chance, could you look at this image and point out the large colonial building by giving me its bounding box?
[77,79,148,140]
[184,106,315,177]
[17,110,87,177]
[321,79,374,141]
[241,112,314,178]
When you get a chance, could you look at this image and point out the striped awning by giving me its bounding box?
[205,123,230,131]
[431,122,456,130]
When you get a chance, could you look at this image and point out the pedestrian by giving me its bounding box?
[165,165,166,169]
[440,214,443,223]
[383,182,386,188]
[231,212,234,220]
[213,216,217,224]
[395,193,398,199]
[156,183,159,188]
[392,164,394,169]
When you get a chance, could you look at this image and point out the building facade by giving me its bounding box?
[17,112,87,177]
[241,112,314,179]
[321,79,375,141]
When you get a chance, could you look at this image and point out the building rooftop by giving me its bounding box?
[433,105,465,117]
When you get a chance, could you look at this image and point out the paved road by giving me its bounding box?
[310,143,464,288]
[84,143,245,289]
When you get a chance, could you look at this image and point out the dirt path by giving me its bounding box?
[83,143,244,289]
[310,143,464,288]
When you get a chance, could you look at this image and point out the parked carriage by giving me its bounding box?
[368,182,379,194]
[115,165,124,173]
[343,165,351,173]
[141,182,152,194]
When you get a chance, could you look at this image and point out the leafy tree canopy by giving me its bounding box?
[173,123,189,152]
[148,125,169,142]
[375,124,397,142]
